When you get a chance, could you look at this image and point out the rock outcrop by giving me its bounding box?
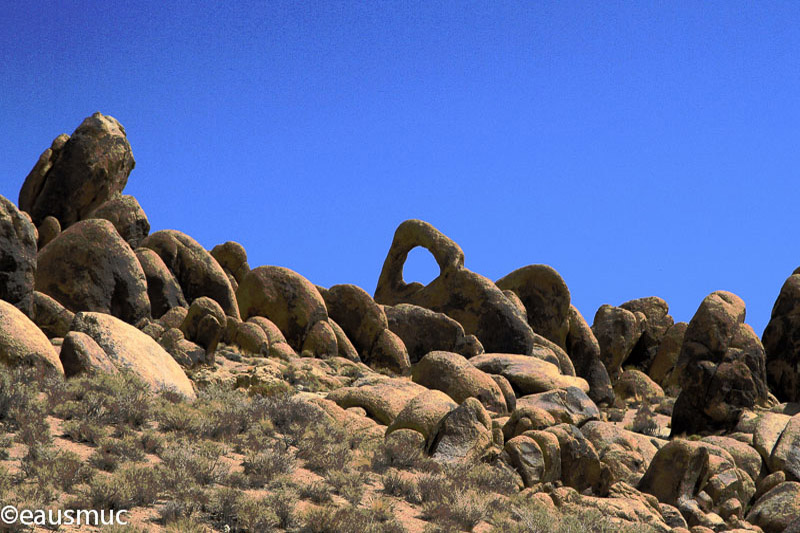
[19,113,135,228]
[762,268,800,402]
[0,195,37,315]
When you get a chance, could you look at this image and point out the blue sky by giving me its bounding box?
[2,1,799,335]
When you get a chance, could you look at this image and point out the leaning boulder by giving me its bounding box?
[70,311,195,399]
[650,321,688,389]
[0,195,37,315]
[86,194,149,248]
[374,219,535,355]
[210,241,250,286]
[565,305,614,405]
[19,113,135,228]
[140,230,239,318]
[762,269,800,402]
[180,297,226,357]
[427,397,497,463]
[386,389,457,440]
[516,387,600,427]
[59,331,116,377]
[496,264,571,350]
[36,219,150,324]
[670,291,769,435]
[135,248,187,319]
[545,423,606,493]
[31,291,74,338]
[412,350,507,414]
[0,299,63,374]
[581,420,663,486]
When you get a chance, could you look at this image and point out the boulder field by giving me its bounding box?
[1,113,798,531]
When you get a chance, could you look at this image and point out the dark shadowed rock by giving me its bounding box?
[86,194,149,248]
[141,230,239,318]
[496,264,571,350]
[671,291,769,435]
[427,397,496,463]
[31,291,74,338]
[59,330,116,377]
[581,420,662,486]
[180,297,225,357]
[374,219,535,355]
[0,299,63,374]
[135,248,187,319]
[385,303,483,362]
[0,195,37,315]
[565,305,614,404]
[19,113,135,228]
[36,219,150,324]
[763,270,800,402]
[650,321,688,389]
[545,423,606,493]
[620,296,674,371]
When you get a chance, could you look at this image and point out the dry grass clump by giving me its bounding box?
[303,504,407,533]
[241,441,296,487]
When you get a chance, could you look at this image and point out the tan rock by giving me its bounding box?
[470,352,589,396]
[59,331,115,377]
[135,248,187,319]
[746,481,800,533]
[412,350,507,414]
[516,386,600,426]
[86,193,149,248]
[582,420,663,486]
[71,311,195,399]
[427,397,495,463]
[386,389,457,439]
[565,304,614,404]
[326,375,427,425]
[0,299,63,374]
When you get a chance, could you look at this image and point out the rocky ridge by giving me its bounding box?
[0,113,798,532]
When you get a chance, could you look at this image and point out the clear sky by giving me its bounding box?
[2,1,799,335]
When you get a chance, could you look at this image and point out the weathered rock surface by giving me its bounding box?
[36,219,150,324]
[135,248,187,319]
[650,321,688,388]
[59,330,116,377]
[19,113,135,228]
[70,311,195,399]
[237,265,328,351]
[0,195,37,315]
[671,291,769,435]
[36,216,60,249]
[141,230,239,318]
[592,304,645,380]
[502,432,562,486]
[565,305,615,404]
[412,350,507,414]
[614,369,665,404]
[763,270,800,402]
[180,297,226,358]
[86,194,149,248]
[768,412,800,481]
[0,299,63,374]
[496,264,571,350]
[746,481,800,533]
[427,397,496,463]
[545,423,606,493]
[516,387,600,427]
[384,303,482,362]
[582,420,663,486]
[31,291,74,338]
[469,352,589,396]
[386,389,457,440]
[326,375,427,425]
[620,296,674,371]
[374,219,535,355]
[210,241,250,286]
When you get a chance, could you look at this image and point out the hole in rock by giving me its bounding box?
[402,246,440,286]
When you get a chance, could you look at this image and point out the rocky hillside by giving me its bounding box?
[0,113,798,532]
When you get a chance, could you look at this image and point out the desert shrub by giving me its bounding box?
[296,421,352,473]
[366,495,396,522]
[371,431,427,472]
[0,433,13,460]
[161,439,229,487]
[303,505,407,533]
[140,428,165,454]
[327,470,367,506]
[452,461,519,496]
[119,464,165,506]
[382,469,421,503]
[49,371,152,428]
[62,418,107,444]
[266,485,298,529]
[31,449,90,492]
[155,401,204,434]
[300,480,332,504]
[90,435,145,471]
[12,397,52,448]
[241,442,296,487]
[264,396,327,436]
[164,517,211,532]
[232,419,276,453]
[208,487,240,527]
[11,481,55,508]
[0,464,12,499]
[0,368,42,420]
[416,471,452,504]
[86,464,165,509]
